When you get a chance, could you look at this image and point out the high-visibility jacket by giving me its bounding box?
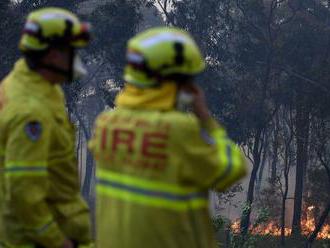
[90,84,247,248]
[0,59,92,248]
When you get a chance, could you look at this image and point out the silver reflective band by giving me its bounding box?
[127,52,144,64]
[40,12,76,22]
[140,32,193,48]
[24,22,39,32]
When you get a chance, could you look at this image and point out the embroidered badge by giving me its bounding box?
[25,121,42,141]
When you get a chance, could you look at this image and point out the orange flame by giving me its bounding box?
[230,206,330,239]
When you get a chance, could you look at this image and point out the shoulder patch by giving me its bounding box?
[25,121,42,141]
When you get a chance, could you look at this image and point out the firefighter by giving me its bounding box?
[0,8,92,248]
[89,27,247,248]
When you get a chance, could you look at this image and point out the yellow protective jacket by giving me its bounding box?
[90,83,247,248]
[0,59,92,248]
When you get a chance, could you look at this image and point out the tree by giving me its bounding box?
[0,0,21,79]
[277,107,295,247]
[279,1,330,236]
[305,116,330,246]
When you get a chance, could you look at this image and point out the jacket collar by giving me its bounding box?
[115,82,177,111]
[11,59,65,104]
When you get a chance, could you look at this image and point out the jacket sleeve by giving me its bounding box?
[178,116,247,191]
[4,111,65,247]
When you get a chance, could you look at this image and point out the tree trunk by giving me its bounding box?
[271,143,278,184]
[82,150,95,201]
[271,114,280,184]
[280,197,287,247]
[240,130,262,236]
[76,127,82,183]
[240,164,260,236]
[256,148,267,197]
[280,167,289,247]
[292,99,309,237]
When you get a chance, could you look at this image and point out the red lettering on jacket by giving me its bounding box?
[101,128,107,150]
[142,133,168,160]
[112,129,135,153]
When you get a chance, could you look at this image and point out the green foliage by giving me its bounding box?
[230,234,258,248]
[255,185,282,221]
[216,184,243,207]
[253,207,270,228]
[241,202,252,218]
[212,215,228,232]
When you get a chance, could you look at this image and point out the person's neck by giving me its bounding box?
[36,68,65,85]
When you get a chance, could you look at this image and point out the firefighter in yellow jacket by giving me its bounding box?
[89,27,247,248]
[0,8,92,248]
